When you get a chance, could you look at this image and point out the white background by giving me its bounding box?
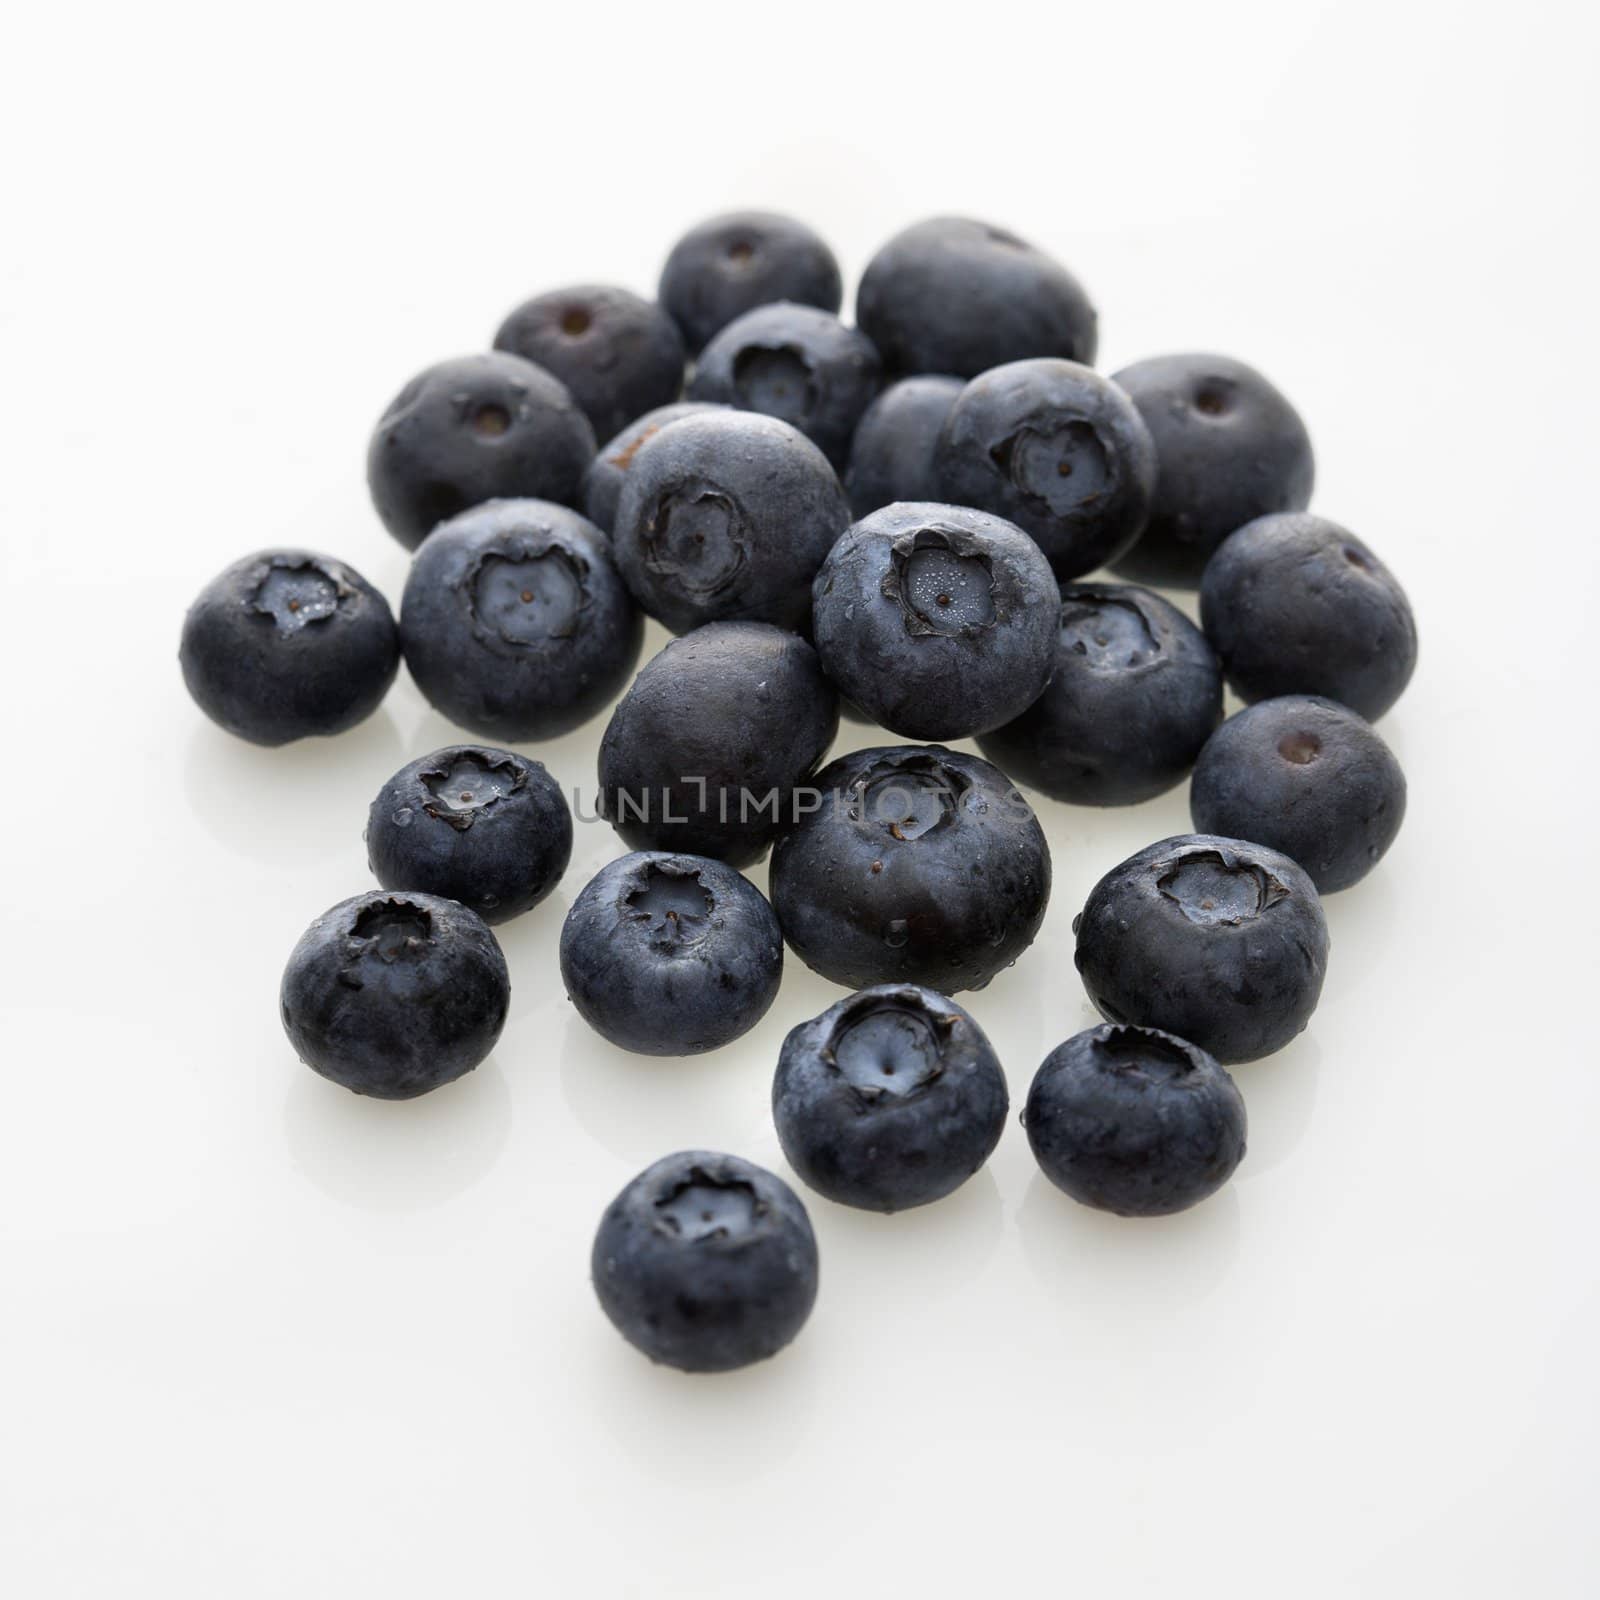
[4,3,1597,1595]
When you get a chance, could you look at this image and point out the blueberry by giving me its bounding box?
[366,745,573,923]
[844,375,963,519]
[1109,353,1315,588]
[560,852,783,1055]
[856,216,1097,378]
[400,499,642,742]
[581,401,725,535]
[1189,696,1406,893]
[1200,513,1418,721]
[938,359,1157,580]
[591,1150,818,1373]
[598,622,838,868]
[281,891,509,1099]
[770,745,1051,994]
[811,502,1058,740]
[976,581,1222,805]
[1073,834,1329,1063]
[773,985,1009,1213]
[179,549,399,746]
[1023,1025,1246,1217]
[687,301,880,469]
[366,353,596,550]
[493,285,685,444]
[611,410,850,635]
[658,210,842,355]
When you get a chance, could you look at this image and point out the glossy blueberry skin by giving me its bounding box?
[856,216,1097,378]
[281,891,509,1099]
[659,210,842,355]
[611,410,850,635]
[1200,513,1418,722]
[592,1151,818,1373]
[688,302,881,469]
[560,853,783,1055]
[1189,697,1406,893]
[1110,354,1314,589]
[812,502,1058,740]
[400,499,642,742]
[493,285,685,444]
[976,582,1222,805]
[1074,834,1329,1064]
[770,745,1051,994]
[366,745,573,924]
[938,359,1157,580]
[844,375,963,519]
[774,985,1009,1213]
[581,402,725,535]
[599,623,838,868]
[179,549,399,746]
[366,353,596,551]
[1024,1025,1246,1217]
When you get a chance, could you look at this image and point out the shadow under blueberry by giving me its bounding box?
[282,1054,512,1211]
[184,709,404,864]
[1228,1029,1321,1181]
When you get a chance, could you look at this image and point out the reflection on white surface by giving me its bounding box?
[1229,1032,1322,1180]
[282,1057,512,1210]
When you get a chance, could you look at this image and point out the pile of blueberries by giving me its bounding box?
[181,211,1416,1376]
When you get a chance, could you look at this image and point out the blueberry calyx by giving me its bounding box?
[1155,847,1290,927]
[622,861,717,945]
[881,526,1001,638]
[466,541,589,646]
[641,479,749,596]
[653,1167,768,1242]
[249,557,350,635]
[819,987,955,1105]
[418,750,526,832]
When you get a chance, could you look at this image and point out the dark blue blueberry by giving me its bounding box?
[658,210,842,355]
[1189,696,1406,893]
[598,623,838,868]
[1073,834,1329,1063]
[366,745,573,924]
[773,985,1009,1213]
[976,581,1221,805]
[844,375,963,519]
[400,499,642,742]
[856,216,1097,378]
[366,353,595,551]
[560,852,783,1055]
[687,301,880,469]
[1110,353,1315,589]
[179,549,399,746]
[770,745,1051,994]
[1023,1025,1246,1217]
[591,1150,818,1373]
[493,285,685,444]
[611,410,850,635]
[581,401,725,535]
[1200,513,1417,721]
[811,502,1058,740]
[938,358,1157,579]
[281,891,509,1099]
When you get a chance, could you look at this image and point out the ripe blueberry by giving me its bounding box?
[1200,513,1418,721]
[581,401,725,535]
[770,745,1051,994]
[366,745,573,923]
[366,352,595,550]
[1189,696,1406,892]
[774,985,1009,1213]
[399,499,641,742]
[1073,834,1329,1063]
[844,375,963,519]
[493,285,685,444]
[281,891,509,1099]
[976,581,1222,805]
[592,1150,819,1373]
[811,502,1058,741]
[560,853,783,1056]
[938,358,1157,579]
[659,210,842,355]
[180,549,399,746]
[598,622,838,867]
[1024,1025,1246,1217]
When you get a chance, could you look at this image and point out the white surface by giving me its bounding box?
[4,3,1598,1596]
